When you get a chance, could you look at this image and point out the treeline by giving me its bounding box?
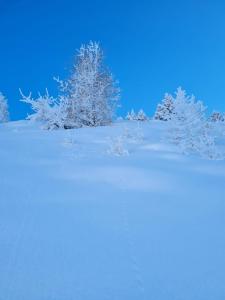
[0,41,224,128]
[0,41,225,160]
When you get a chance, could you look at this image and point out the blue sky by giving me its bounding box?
[1,0,225,120]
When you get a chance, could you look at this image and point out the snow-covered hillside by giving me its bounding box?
[1,120,225,300]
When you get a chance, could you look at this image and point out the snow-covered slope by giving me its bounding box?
[0,120,225,300]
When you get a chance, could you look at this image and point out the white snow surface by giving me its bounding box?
[0,120,225,300]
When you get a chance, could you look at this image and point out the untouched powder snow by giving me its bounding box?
[0,120,225,300]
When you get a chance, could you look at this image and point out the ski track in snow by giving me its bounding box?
[121,197,146,300]
[4,196,29,300]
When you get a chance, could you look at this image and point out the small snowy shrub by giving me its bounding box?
[166,87,221,160]
[122,126,134,139]
[122,123,144,143]
[62,131,76,148]
[154,93,174,121]
[133,123,145,142]
[107,123,144,156]
[107,135,129,156]
[0,92,9,123]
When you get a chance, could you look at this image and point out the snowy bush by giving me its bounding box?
[122,123,144,143]
[107,123,144,156]
[0,92,9,123]
[166,87,221,160]
[55,41,120,128]
[107,135,129,156]
[126,109,148,121]
[154,93,174,121]
[62,131,76,148]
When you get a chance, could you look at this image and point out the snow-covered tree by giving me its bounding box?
[0,92,9,123]
[56,41,120,128]
[20,41,120,130]
[166,87,219,159]
[20,89,56,124]
[136,109,148,121]
[209,111,225,122]
[154,93,174,121]
[126,109,136,121]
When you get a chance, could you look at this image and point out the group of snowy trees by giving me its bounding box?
[154,92,225,124]
[20,41,120,129]
[154,87,223,159]
[126,109,148,121]
[0,92,9,123]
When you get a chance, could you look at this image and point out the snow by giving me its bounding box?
[0,120,225,300]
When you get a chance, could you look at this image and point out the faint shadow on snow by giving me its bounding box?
[59,166,173,193]
[140,143,172,152]
[140,143,187,162]
[192,164,225,177]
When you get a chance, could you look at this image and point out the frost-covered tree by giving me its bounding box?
[0,92,9,123]
[136,109,148,121]
[20,41,119,130]
[209,111,225,122]
[154,93,174,121]
[20,89,56,124]
[56,41,120,128]
[126,109,136,121]
[167,87,219,159]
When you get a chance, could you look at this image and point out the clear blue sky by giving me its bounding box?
[1,0,225,120]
